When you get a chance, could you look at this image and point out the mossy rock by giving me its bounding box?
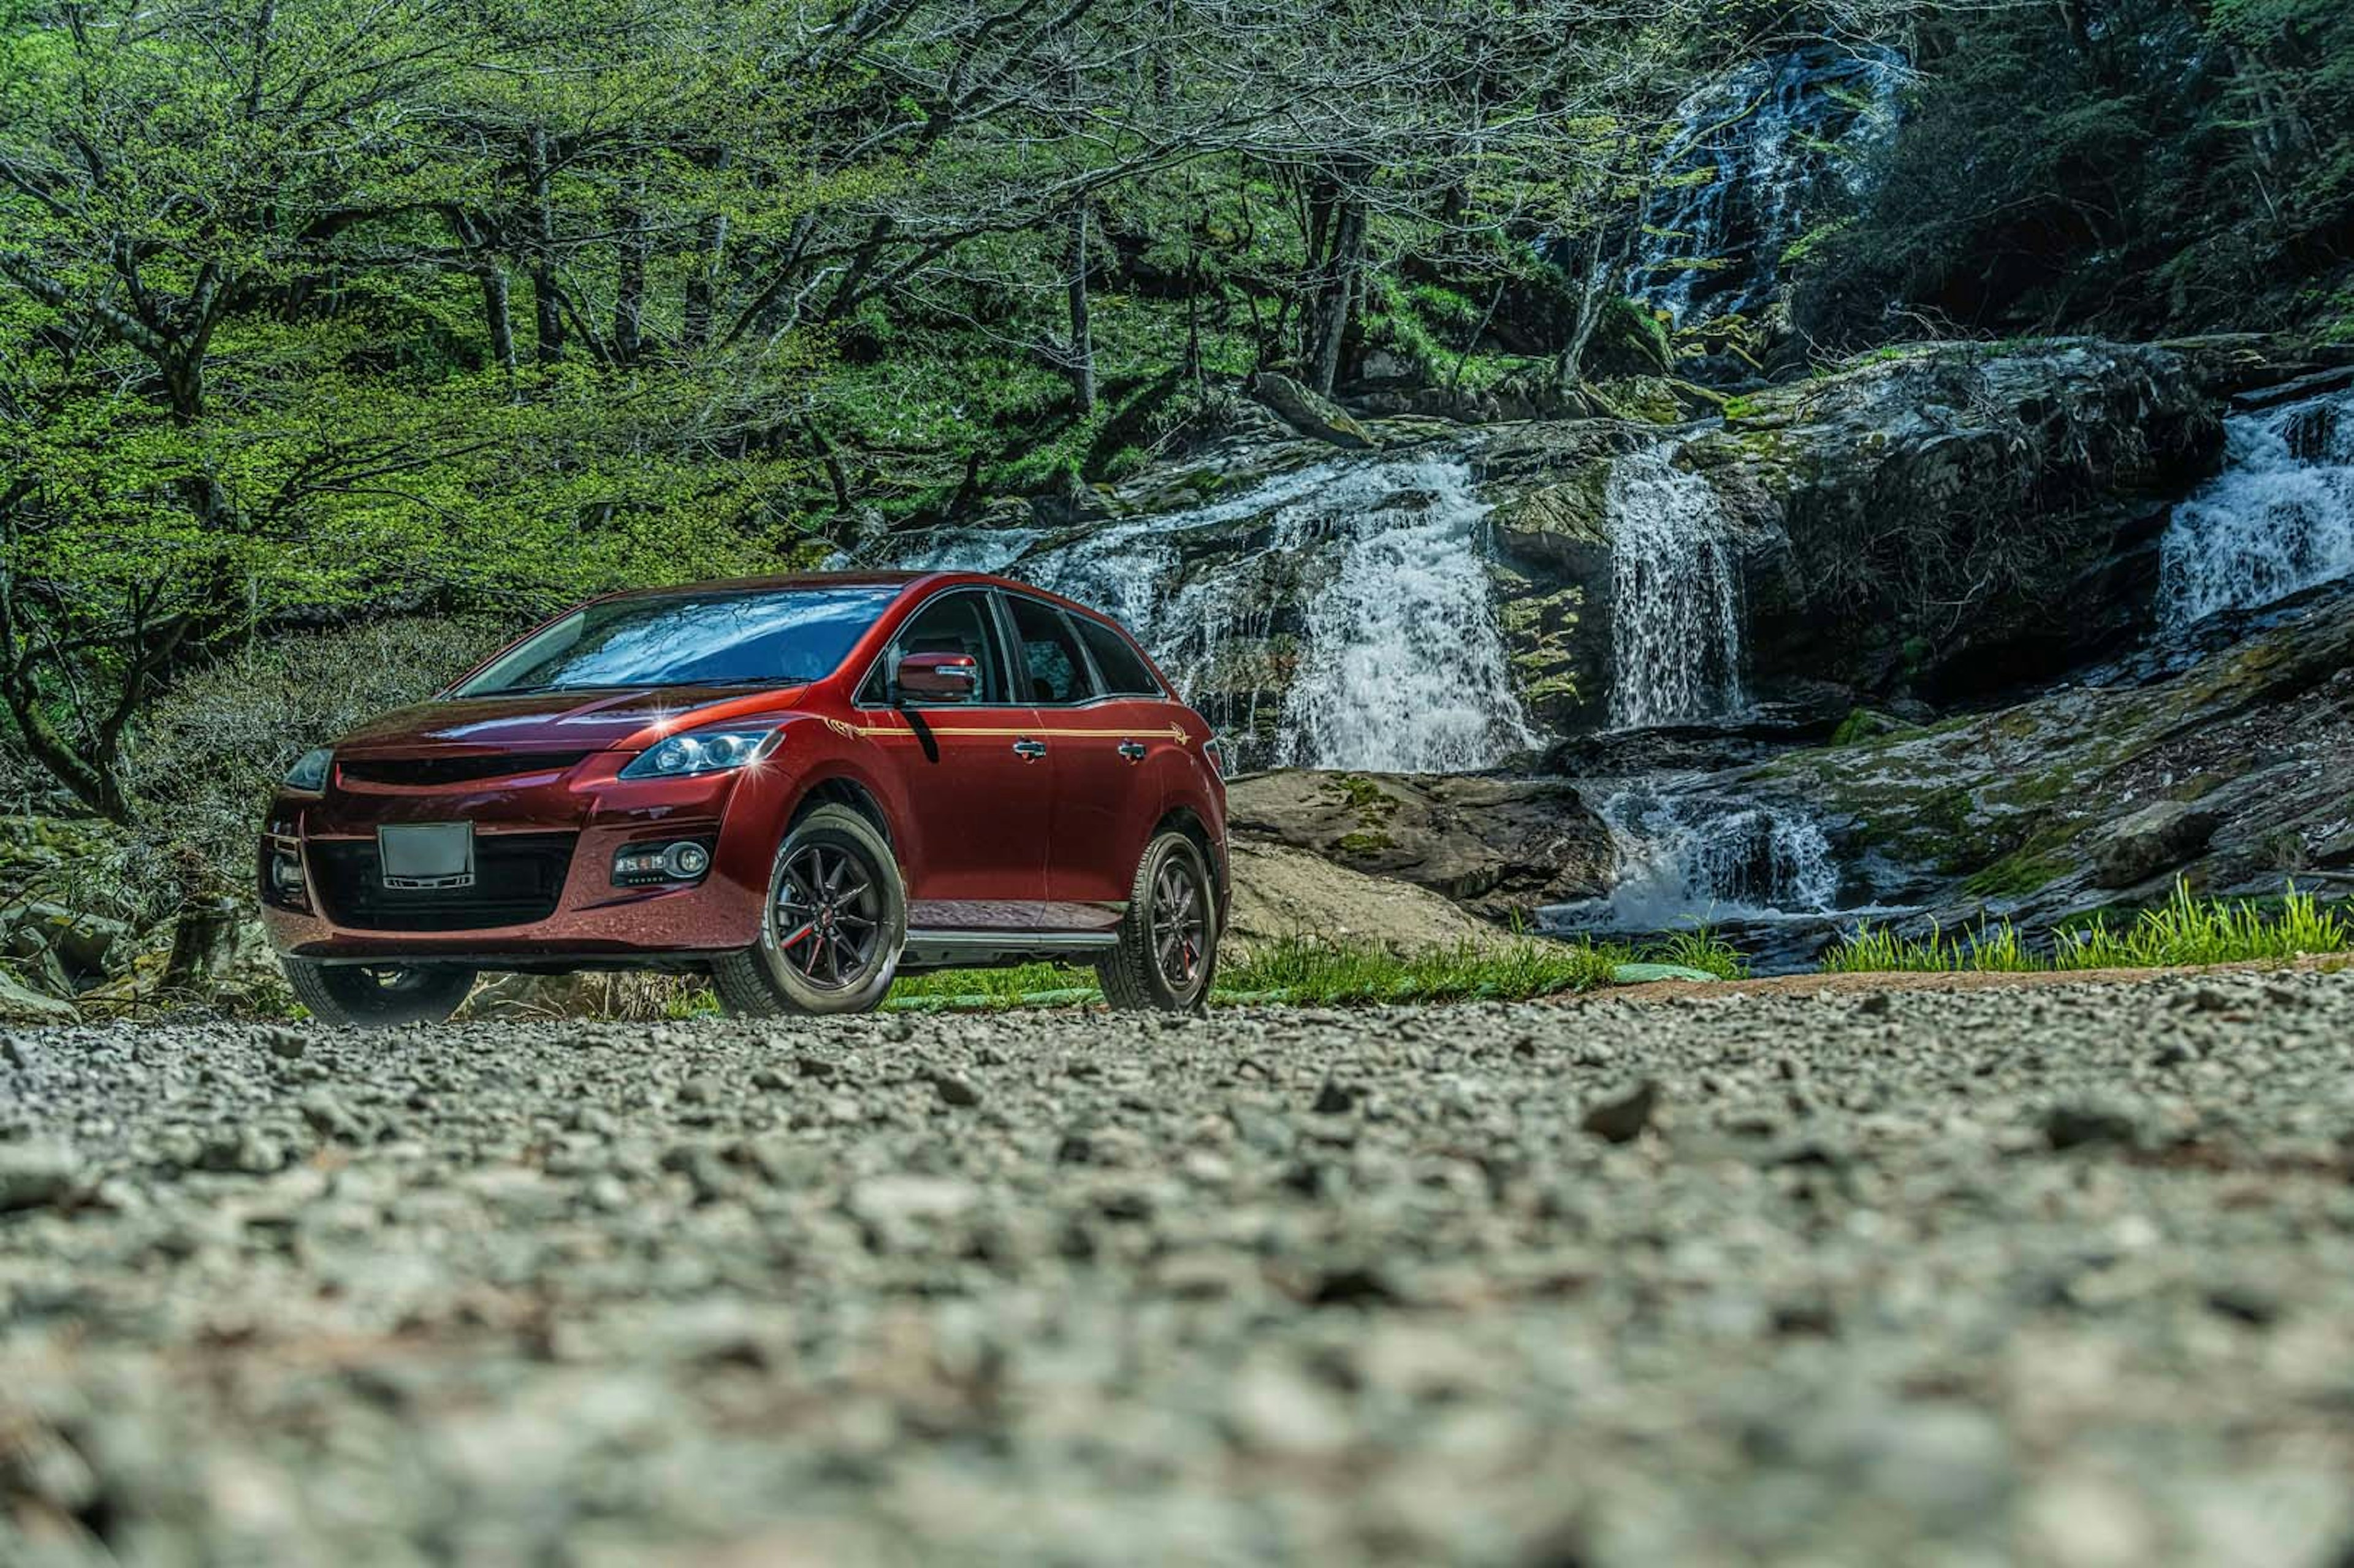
[1490,460,1613,555]
[1590,376,1687,426]
[1581,297,1675,380]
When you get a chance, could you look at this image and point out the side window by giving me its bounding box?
[1071,614,1163,696]
[1005,596,1099,706]
[861,591,1006,704]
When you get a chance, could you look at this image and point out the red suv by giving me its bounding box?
[256,574,1228,1025]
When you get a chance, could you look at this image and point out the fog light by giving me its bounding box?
[267,849,309,909]
[612,839,714,888]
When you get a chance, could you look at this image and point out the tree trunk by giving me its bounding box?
[0,680,137,824]
[479,262,517,374]
[1066,201,1096,413]
[163,897,241,994]
[526,126,565,363]
[683,214,728,352]
[1306,193,1364,397]
[615,177,648,365]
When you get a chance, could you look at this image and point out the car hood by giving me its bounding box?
[333,685,809,755]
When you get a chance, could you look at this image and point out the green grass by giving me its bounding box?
[1646,926,1751,981]
[880,926,1751,1011]
[1216,936,1624,1005]
[1822,881,2352,975]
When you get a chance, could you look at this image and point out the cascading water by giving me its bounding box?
[1561,783,1838,929]
[1604,444,1745,728]
[1275,462,1540,772]
[1630,45,1906,327]
[2158,386,2354,628]
[1539,779,1892,973]
[878,454,1538,772]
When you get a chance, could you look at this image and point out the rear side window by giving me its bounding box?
[1004,596,1099,706]
[1071,614,1162,696]
[859,590,1008,704]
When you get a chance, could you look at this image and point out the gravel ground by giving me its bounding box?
[5,970,2354,1566]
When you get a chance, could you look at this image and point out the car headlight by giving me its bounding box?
[619,726,783,780]
[284,748,332,792]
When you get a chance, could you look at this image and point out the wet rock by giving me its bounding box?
[2093,801,2221,888]
[1228,769,1612,919]
[1247,371,1379,451]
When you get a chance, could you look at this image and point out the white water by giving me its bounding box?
[1605,445,1746,728]
[1631,47,1906,327]
[880,455,1538,772]
[1275,461,1541,771]
[1577,783,1840,929]
[2158,387,2354,627]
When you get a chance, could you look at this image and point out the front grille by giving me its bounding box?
[337,752,592,788]
[311,832,577,932]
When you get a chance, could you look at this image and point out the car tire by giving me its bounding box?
[712,804,907,1018]
[281,958,476,1028]
[1098,830,1218,1011]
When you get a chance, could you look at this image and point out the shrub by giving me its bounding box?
[119,615,517,920]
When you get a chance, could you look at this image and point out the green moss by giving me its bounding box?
[1335,831,1395,856]
[1960,847,2071,900]
[1830,707,1906,747]
[1327,773,1398,821]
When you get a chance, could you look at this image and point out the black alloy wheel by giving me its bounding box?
[712,804,906,1017]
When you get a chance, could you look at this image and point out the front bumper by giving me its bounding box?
[257,752,791,964]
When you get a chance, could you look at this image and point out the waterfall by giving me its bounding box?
[1630,45,1906,327]
[1582,783,1839,929]
[886,527,1042,574]
[1539,781,1865,973]
[2158,387,2354,628]
[1275,461,1540,772]
[1605,444,1745,728]
[878,454,1537,772]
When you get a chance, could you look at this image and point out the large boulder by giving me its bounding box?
[1684,340,2224,704]
[1223,839,1512,959]
[2093,801,2221,889]
[1227,769,1613,921]
[1694,579,2354,929]
[1246,371,1379,451]
[0,965,77,1024]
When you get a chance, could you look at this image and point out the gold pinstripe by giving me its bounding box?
[837,721,1192,744]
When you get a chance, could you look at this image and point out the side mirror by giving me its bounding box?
[894,651,980,703]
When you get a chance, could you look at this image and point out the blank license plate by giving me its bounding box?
[378,823,475,889]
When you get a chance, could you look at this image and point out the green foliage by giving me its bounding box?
[1796,0,2354,341]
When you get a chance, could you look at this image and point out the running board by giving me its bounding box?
[901,927,1118,970]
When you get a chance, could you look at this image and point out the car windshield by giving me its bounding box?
[452,585,902,696]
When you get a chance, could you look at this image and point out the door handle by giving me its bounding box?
[1117,740,1148,763]
[1011,738,1048,760]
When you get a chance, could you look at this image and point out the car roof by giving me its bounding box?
[600,570,1123,625]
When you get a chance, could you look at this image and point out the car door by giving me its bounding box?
[852,587,1049,929]
[1001,593,1159,924]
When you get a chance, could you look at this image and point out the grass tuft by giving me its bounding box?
[878,925,1759,1011]
[1823,880,2352,975]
